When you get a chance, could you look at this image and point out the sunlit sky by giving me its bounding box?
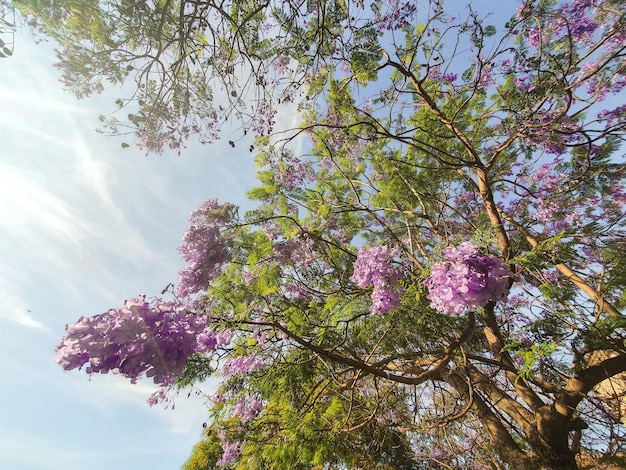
[0,30,269,470]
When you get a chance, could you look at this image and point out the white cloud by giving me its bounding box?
[0,427,100,470]
[0,162,89,247]
[72,132,119,215]
[0,286,51,332]
[69,373,219,434]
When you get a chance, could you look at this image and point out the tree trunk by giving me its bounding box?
[513,406,578,470]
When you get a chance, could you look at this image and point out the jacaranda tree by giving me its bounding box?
[18,0,626,468]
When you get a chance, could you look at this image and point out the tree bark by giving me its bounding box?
[527,405,578,470]
[444,366,581,470]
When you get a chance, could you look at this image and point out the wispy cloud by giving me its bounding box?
[0,161,90,248]
[59,371,218,441]
[0,288,50,332]
[0,427,100,470]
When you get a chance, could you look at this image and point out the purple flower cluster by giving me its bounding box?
[518,0,598,49]
[520,109,582,155]
[273,153,314,191]
[424,243,513,315]
[427,66,458,84]
[499,156,626,238]
[597,104,626,127]
[176,199,235,297]
[376,0,417,31]
[272,233,317,266]
[248,99,276,136]
[55,296,216,386]
[216,430,241,466]
[475,60,494,90]
[351,245,403,315]
[232,393,263,423]
[351,246,401,288]
[221,354,266,379]
[502,159,575,232]
[370,288,401,316]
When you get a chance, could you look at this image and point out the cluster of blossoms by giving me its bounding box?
[272,232,317,266]
[232,392,264,424]
[176,199,235,297]
[221,354,266,380]
[376,0,417,31]
[319,115,373,163]
[597,104,626,128]
[248,98,277,136]
[427,66,458,84]
[351,245,403,315]
[423,243,513,315]
[517,0,598,48]
[499,160,569,231]
[519,110,582,155]
[498,157,626,236]
[272,152,315,191]
[216,430,241,467]
[474,57,494,91]
[55,296,216,386]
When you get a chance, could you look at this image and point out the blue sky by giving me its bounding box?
[0,31,274,470]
